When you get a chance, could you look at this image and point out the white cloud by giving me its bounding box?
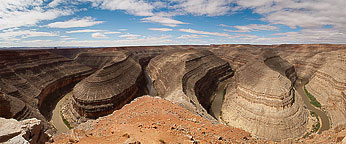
[0,29,58,40]
[81,0,154,16]
[5,35,175,47]
[221,24,278,32]
[172,0,233,16]
[0,0,72,30]
[141,16,187,27]
[179,29,232,37]
[177,34,207,39]
[48,0,64,7]
[66,29,105,33]
[91,32,108,39]
[46,17,104,28]
[119,33,141,39]
[104,31,121,34]
[234,0,346,30]
[62,37,76,40]
[148,28,173,32]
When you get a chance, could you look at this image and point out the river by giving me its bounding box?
[210,82,227,120]
[50,92,70,133]
[295,79,330,134]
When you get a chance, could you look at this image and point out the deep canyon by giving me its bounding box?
[1,44,346,143]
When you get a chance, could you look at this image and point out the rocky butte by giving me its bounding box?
[0,44,346,143]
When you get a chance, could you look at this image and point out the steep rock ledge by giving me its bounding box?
[221,61,309,141]
[146,49,234,121]
[306,51,346,128]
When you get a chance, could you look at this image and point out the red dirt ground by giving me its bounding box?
[52,96,266,144]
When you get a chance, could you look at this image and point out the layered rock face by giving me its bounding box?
[71,56,145,120]
[306,51,346,128]
[0,50,92,132]
[221,61,309,141]
[146,49,233,121]
[74,51,127,69]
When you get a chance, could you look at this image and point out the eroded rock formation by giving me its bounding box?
[71,56,145,119]
[221,61,309,141]
[146,49,234,121]
[0,50,93,134]
[306,50,346,128]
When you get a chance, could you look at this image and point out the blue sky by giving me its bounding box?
[1,0,345,47]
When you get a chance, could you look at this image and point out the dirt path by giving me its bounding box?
[295,79,330,134]
[51,92,71,133]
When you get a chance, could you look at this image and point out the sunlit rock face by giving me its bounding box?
[306,50,346,128]
[221,61,309,141]
[146,49,234,121]
[72,56,146,119]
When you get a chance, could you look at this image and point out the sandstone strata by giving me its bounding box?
[146,49,233,121]
[67,50,163,125]
[0,50,92,133]
[221,61,309,141]
[306,50,346,128]
[71,56,145,120]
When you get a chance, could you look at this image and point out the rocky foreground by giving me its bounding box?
[53,96,261,144]
[1,44,346,143]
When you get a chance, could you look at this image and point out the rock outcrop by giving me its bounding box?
[53,96,263,144]
[0,117,50,144]
[221,61,309,141]
[306,50,346,128]
[146,49,233,121]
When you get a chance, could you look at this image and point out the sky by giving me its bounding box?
[0,0,346,47]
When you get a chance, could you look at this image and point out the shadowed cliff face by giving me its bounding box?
[0,50,93,138]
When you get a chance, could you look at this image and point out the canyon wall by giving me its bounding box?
[306,50,346,128]
[146,49,234,121]
[0,50,93,133]
[221,61,309,141]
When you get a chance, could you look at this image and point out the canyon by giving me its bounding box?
[0,44,346,143]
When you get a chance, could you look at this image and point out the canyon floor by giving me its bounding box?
[1,44,346,143]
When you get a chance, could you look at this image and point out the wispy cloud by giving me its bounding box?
[173,0,233,16]
[0,29,58,40]
[221,24,278,32]
[179,29,231,37]
[141,16,187,27]
[177,34,208,39]
[0,0,72,30]
[66,29,105,33]
[148,28,173,32]
[91,32,108,39]
[119,33,141,39]
[46,17,104,28]
[83,0,154,16]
